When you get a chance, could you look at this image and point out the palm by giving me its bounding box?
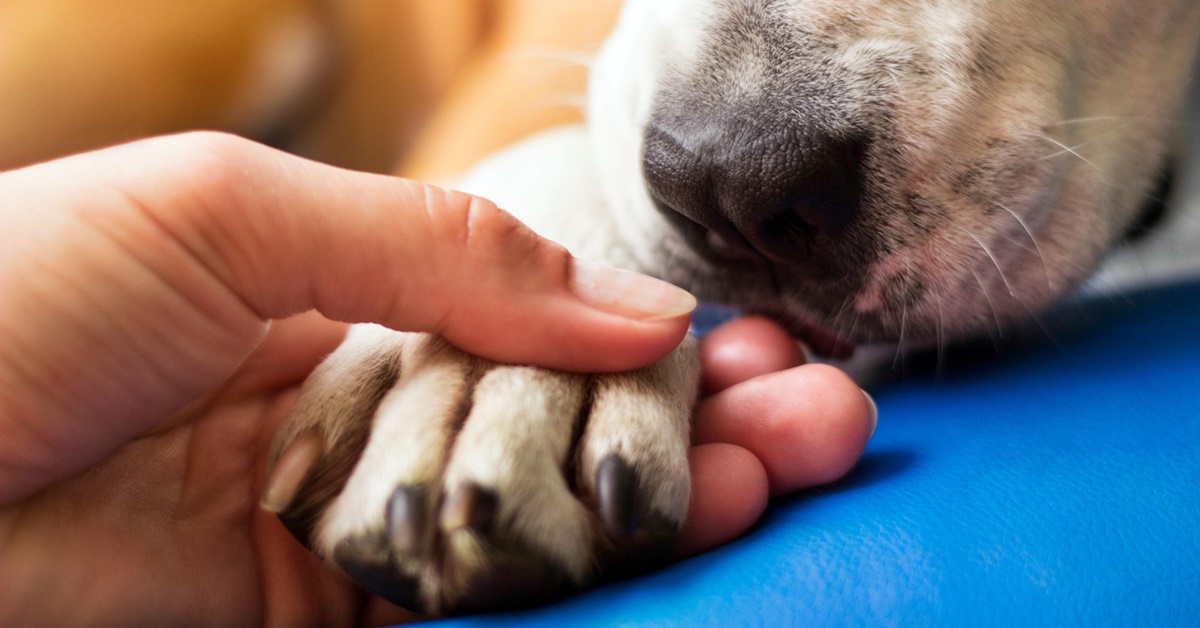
[0,314,418,626]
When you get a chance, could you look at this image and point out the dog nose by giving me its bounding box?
[642,120,865,261]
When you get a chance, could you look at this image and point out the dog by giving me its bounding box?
[261,0,1200,616]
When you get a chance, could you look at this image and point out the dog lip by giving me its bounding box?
[755,306,857,359]
[794,320,856,359]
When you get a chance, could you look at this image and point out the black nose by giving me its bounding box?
[642,118,865,261]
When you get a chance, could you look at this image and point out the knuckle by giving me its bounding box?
[158,131,258,197]
[445,188,570,281]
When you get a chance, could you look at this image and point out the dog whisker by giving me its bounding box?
[1041,116,1190,162]
[1045,114,1192,128]
[1056,120,1138,155]
[990,202,1042,252]
[1029,113,1185,167]
[1046,115,1136,126]
[989,203,1057,296]
[1025,132,1103,170]
[963,229,1017,299]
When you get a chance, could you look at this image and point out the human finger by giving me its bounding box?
[692,364,876,496]
[114,132,696,370]
[698,316,807,395]
[672,443,769,558]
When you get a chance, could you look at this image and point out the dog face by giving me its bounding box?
[589,0,1200,350]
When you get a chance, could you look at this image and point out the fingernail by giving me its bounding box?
[261,431,323,513]
[861,389,878,439]
[570,258,697,321]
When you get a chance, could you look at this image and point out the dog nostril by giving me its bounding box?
[641,126,732,234]
[642,119,866,260]
[773,132,865,230]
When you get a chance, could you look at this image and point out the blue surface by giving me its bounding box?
[429,280,1200,626]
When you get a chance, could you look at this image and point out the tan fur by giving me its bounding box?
[0,0,619,174]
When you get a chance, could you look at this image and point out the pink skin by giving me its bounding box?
[675,317,875,559]
[0,134,874,625]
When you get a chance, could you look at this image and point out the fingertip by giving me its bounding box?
[699,316,806,394]
[787,364,876,488]
[694,363,875,496]
[673,443,768,559]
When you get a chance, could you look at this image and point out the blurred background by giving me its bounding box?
[0,0,620,180]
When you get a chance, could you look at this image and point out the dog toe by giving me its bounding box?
[576,346,699,567]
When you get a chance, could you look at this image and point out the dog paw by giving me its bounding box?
[262,324,699,615]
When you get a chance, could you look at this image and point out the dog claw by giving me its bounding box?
[440,482,498,535]
[333,537,424,613]
[260,431,323,513]
[596,454,638,539]
[387,485,428,554]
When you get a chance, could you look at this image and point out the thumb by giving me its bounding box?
[139,132,696,370]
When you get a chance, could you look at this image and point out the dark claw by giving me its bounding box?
[440,482,498,535]
[593,454,683,579]
[333,537,425,613]
[596,454,637,539]
[387,485,428,554]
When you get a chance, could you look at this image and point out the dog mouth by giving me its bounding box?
[744,305,857,360]
[789,318,857,359]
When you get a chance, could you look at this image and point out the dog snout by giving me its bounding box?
[642,117,865,262]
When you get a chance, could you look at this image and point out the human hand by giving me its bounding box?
[0,133,873,625]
